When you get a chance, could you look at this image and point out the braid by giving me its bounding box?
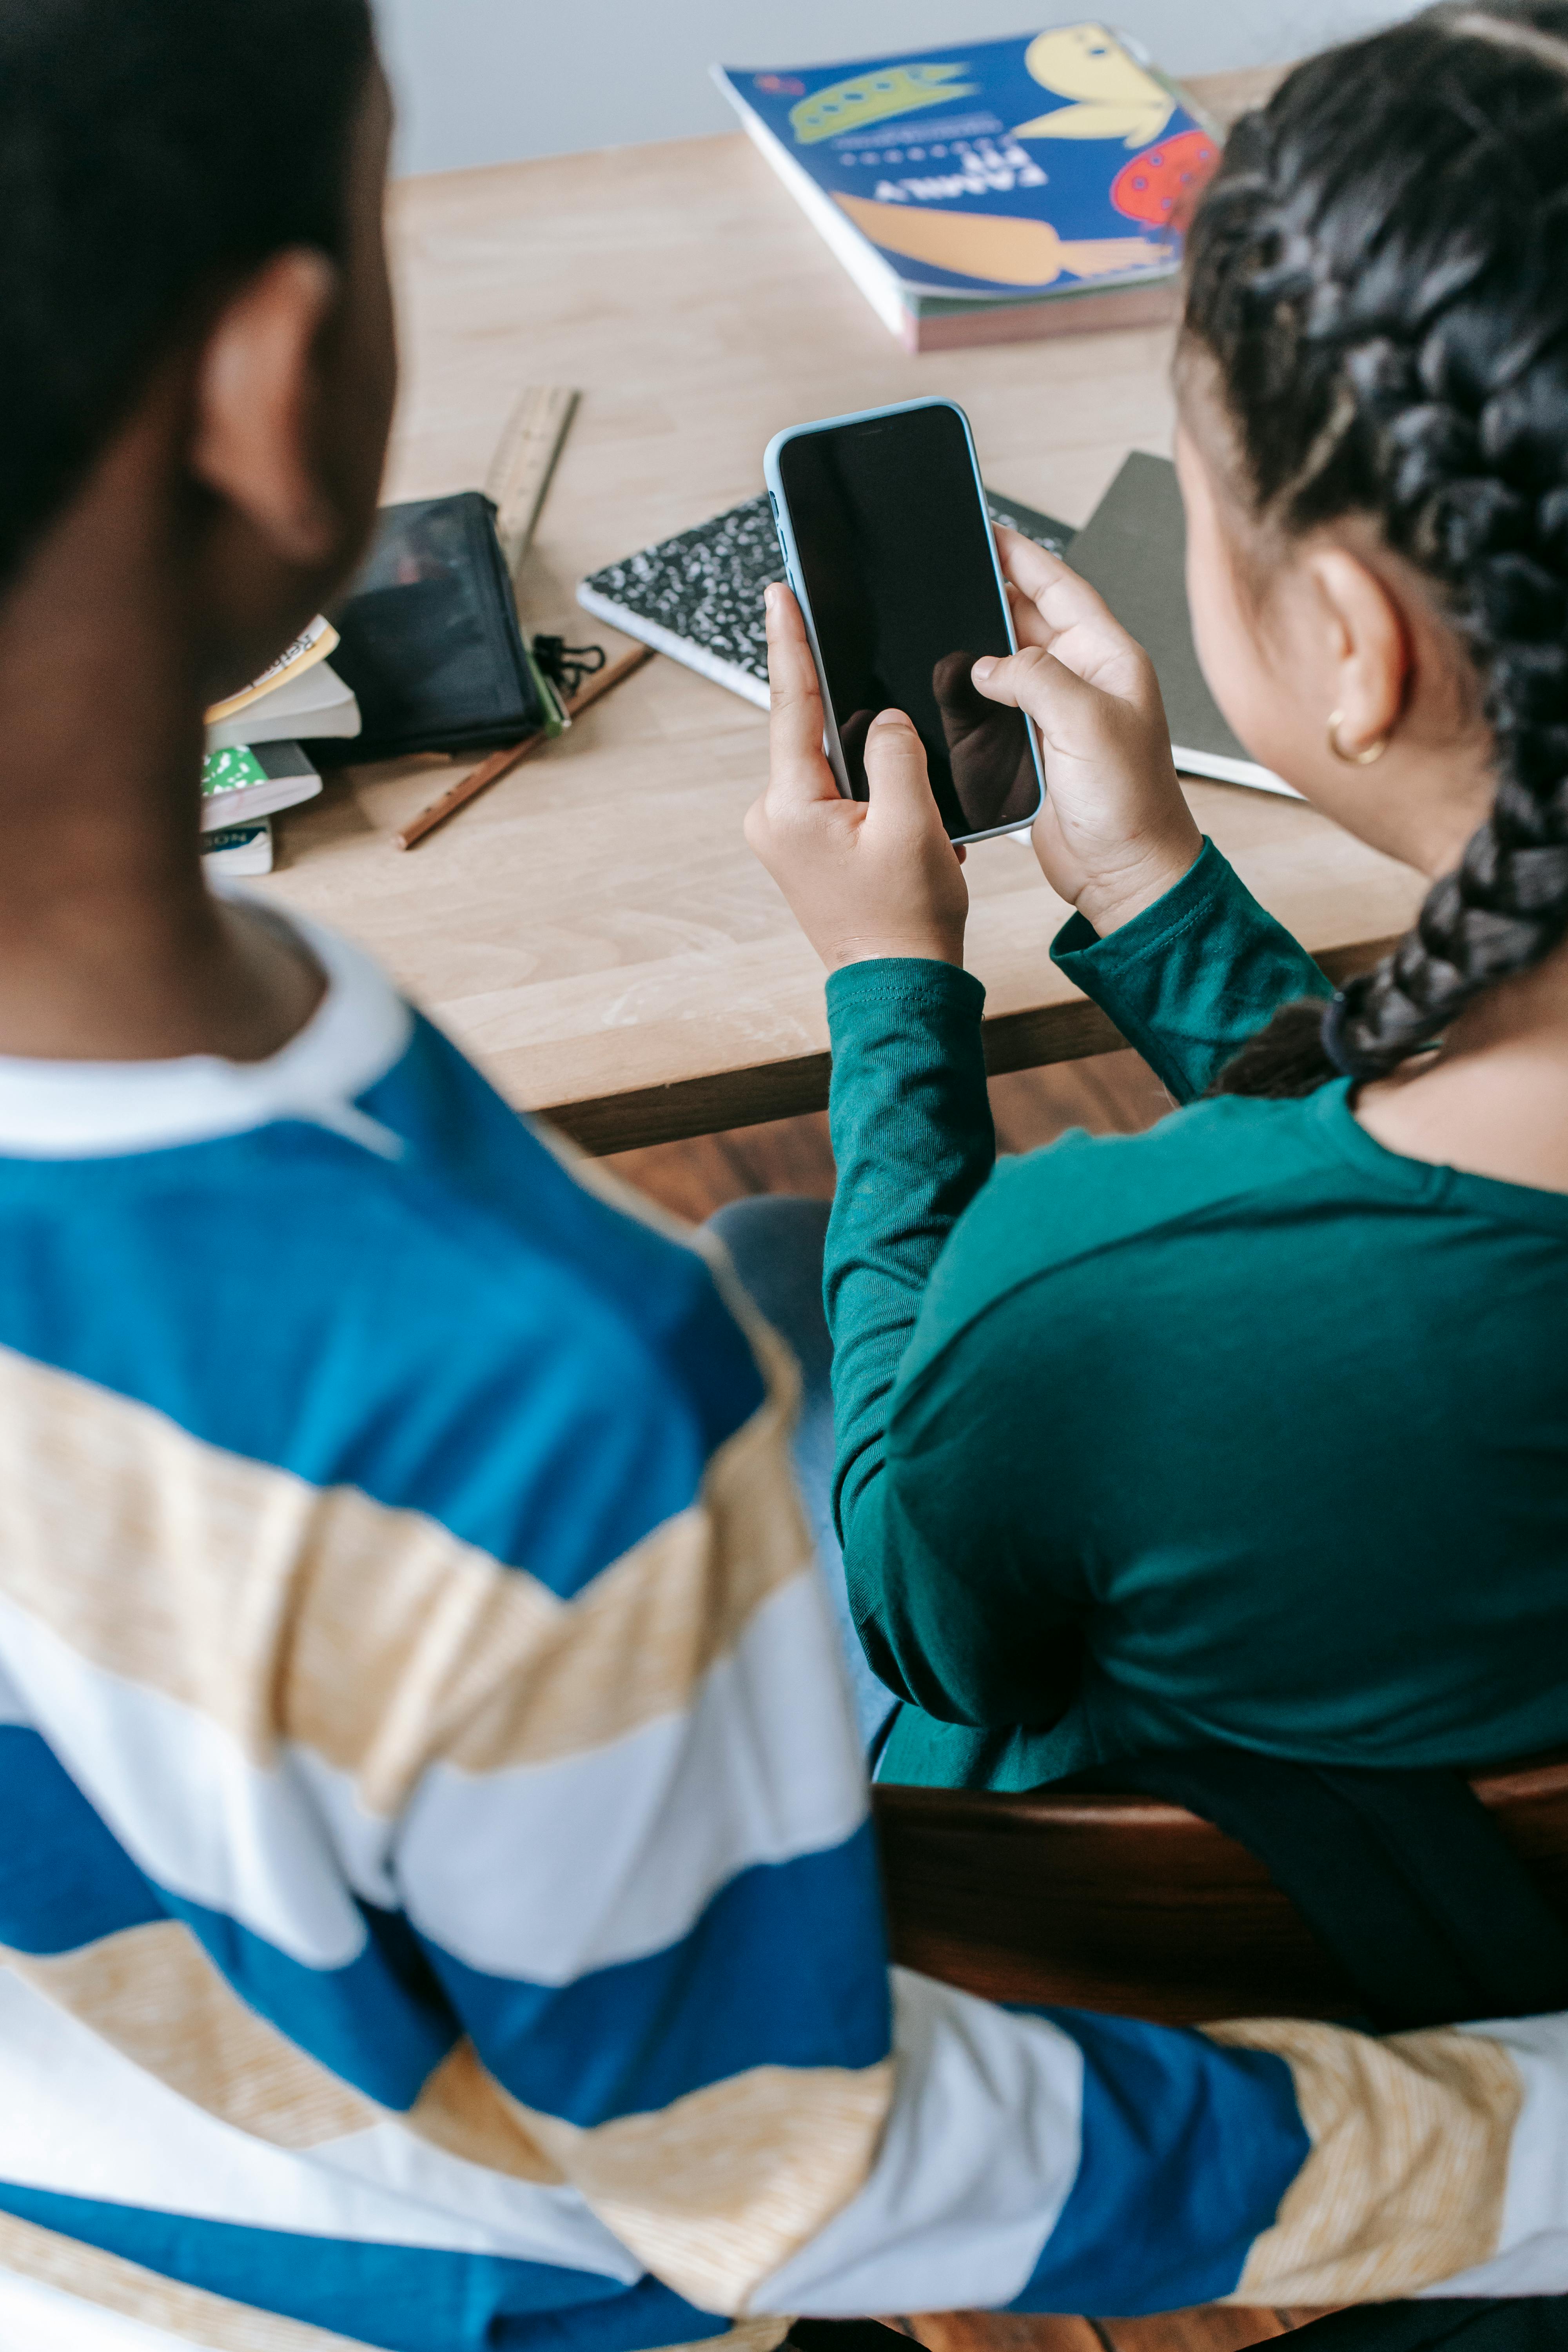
[1185,2,1568,1093]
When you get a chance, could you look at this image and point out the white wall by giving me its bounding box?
[374,1,1423,178]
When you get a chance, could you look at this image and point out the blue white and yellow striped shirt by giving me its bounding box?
[0,901,1564,2352]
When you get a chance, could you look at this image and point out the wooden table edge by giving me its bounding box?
[543,934,1405,1156]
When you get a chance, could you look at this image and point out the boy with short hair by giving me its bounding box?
[0,5,1563,2348]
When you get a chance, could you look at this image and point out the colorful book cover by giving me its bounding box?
[204,616,338,726]
[201,746,270,800]
[199,742,321,833]
[200,818,274,875]
[716,23,1217,304]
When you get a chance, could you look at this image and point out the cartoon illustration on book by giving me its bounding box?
[725,23,1214,319]
[833,192,1166,288]
[789,61,977,144]
[1110,129,1220,227]
[1011,25,1177,145]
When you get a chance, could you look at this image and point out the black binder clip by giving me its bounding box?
[532,635,606,699]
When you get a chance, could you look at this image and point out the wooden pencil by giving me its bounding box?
[392,643,654,851]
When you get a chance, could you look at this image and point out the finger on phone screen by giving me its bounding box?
[863,709,966,860]
[862,709,936,822]
[971,642,1100,738]
[765,584,839,808]
[838,708,874,782]
[996,525,1127,645]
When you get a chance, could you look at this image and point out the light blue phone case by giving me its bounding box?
[762,394,1045,844]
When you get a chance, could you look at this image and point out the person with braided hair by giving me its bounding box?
[745,0,1568,1796]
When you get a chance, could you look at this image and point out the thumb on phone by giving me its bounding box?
[862,707,969,864]
[971,644,1097,739]
[862,710,940,828]
[858,705,972,938]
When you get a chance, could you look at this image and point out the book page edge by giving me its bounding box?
[575,585,771,711]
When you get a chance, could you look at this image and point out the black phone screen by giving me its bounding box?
[777,403,1042,838]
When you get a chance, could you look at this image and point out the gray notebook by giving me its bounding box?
[1065,451,1294,799]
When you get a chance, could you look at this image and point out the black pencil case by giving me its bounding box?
[307,491,544,765]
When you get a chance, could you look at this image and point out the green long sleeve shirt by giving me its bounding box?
[824,839,1568,1791]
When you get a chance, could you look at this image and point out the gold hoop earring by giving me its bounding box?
[1327,710,1391,766]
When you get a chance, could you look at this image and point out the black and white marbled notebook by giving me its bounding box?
[577,488,1073,711]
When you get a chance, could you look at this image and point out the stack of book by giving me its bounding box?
[200,618,361,876]
[713,23,1218,353]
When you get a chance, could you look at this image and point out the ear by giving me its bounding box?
[1304,546,1411,756]
[190,250,342,568]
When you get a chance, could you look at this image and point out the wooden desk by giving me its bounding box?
[260,68,1423,1154]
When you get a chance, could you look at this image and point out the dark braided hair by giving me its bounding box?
[1185,2,1568,1096]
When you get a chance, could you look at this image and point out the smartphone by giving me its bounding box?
[764,396,1045,844]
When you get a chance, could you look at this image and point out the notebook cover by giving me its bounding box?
[578,488,1074,711]
[310,492,544,766]
[1063,451,1295,797]
[715,26,1216,309]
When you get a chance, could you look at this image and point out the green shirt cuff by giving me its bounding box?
[825,956,987,1038]
[1051,837,1228,973]
[1049,838,1329,1102]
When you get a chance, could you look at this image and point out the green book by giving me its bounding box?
[200,740,322,832]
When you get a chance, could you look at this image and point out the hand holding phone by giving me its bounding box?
[764,397,1046,846]
[745,584,969,975]
[975,526,1203,938]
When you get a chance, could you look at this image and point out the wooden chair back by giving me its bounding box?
[873,1753,1568,2026]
